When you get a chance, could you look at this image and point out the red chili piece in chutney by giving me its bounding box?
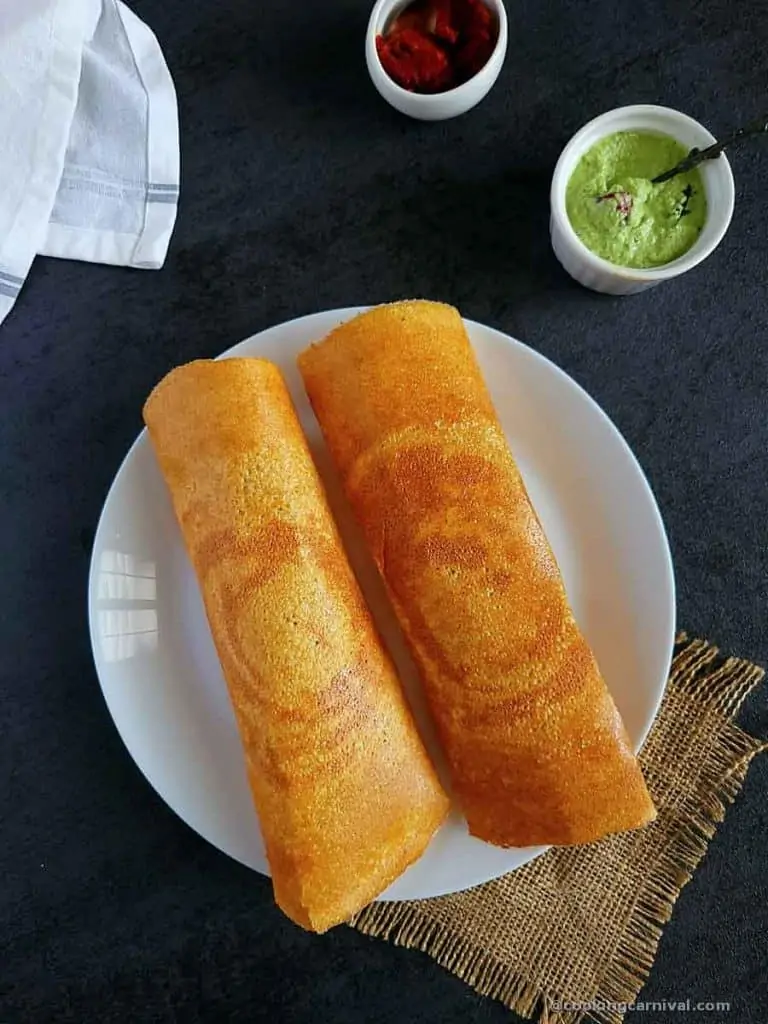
[376,0,497,94]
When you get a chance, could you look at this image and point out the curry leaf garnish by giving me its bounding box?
[678,183,694,220]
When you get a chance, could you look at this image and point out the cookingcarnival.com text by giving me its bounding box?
[550,998,731,1014]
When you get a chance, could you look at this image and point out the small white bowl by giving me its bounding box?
[365,0,508,121]
[550,105,735,295]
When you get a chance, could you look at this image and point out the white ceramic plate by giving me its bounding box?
[88,308,675,900]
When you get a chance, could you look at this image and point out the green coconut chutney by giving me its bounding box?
[565,131,707,269]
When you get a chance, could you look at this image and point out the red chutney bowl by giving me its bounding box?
[366,0,508,120]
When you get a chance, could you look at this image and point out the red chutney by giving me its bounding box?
[376,0,497,94]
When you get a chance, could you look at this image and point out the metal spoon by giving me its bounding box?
[651,114,768,184]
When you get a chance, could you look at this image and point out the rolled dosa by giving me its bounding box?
[143,358,449,931]
[298,301,656,847]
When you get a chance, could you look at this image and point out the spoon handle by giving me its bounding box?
[651,115,768,184]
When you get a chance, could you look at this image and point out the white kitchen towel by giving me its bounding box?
[0,0,179,327]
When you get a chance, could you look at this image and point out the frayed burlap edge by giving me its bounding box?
[350,635,766,1024]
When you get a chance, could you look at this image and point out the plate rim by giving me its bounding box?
[88,306,676,898]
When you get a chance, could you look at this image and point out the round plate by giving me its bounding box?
[88,308,675,900]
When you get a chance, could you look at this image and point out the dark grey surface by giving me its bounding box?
[1,0,766,1021]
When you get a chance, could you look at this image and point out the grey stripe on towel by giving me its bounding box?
[0,270,24,286]
[0,280,21,298]
[147,183,179,204]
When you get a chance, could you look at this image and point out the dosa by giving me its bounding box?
[143,358,449,930]
[298,302,656,847]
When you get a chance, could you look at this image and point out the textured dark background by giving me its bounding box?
[1,0,766,1021]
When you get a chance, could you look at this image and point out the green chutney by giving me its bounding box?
[565,131,707,269]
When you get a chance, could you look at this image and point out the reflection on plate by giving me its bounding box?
[88,308,675,900]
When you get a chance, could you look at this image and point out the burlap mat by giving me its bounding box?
[351,635,766,1024]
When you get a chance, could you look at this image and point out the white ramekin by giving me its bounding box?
[550,105,735,296]
[365,0,508,122]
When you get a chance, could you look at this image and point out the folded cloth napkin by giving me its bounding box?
[0,0,179,326]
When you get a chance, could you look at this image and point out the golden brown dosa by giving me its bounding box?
[298,301,656,847]
[143,358,449,931]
